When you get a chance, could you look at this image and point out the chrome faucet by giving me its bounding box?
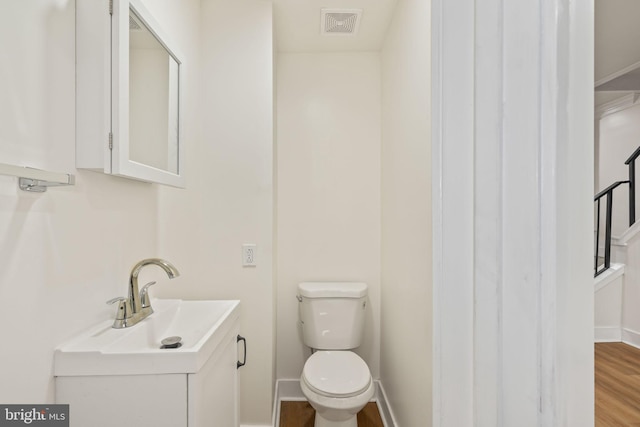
[107,258,180,328]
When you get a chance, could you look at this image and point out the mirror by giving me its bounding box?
[128,9,179,175]
[75,0,185,188]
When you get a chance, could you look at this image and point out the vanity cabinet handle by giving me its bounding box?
[237,335,247,369]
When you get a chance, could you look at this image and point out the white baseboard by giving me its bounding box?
[273,379,396,427]
[622,328,640,348]
[375,381,399,427]
[595,326,622,342]
[241,425,271,427]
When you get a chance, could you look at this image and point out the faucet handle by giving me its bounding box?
[106,296,126,305]
[140,281,157,308]
[107,297,131,321]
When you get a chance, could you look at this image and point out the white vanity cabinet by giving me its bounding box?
[54,301,242,427]
[188,328,239,426]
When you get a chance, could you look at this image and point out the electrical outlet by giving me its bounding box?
[242,244,256,267]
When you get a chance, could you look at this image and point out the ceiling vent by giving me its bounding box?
[321,9,362,36]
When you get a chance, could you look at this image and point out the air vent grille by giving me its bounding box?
[129,15,142,31]
[321,9,362,35]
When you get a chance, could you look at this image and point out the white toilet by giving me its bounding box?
[297,282,374,427]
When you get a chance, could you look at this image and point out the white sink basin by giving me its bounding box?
[54,299,240,376]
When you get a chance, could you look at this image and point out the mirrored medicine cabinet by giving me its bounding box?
[76,0,185,188]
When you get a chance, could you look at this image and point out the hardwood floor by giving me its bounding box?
[279,344,636,426]
[279,401,383,427]
[596,342,640,426]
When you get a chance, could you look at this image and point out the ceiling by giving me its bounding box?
[272,0,398,53]
[271,0,640,105]
[595,0,640,106]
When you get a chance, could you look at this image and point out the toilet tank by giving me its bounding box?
[297,282,368,350]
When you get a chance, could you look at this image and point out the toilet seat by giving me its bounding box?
[302,351,371,398]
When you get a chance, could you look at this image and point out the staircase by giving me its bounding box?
[594,146,640,276]
[595,146,640,345]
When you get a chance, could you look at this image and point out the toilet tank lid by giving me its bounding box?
[298,282,368,298]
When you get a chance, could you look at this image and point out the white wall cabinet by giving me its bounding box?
[76,0,185,187]
[56,325,241,427]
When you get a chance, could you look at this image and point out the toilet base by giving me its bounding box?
[314,413,357,427]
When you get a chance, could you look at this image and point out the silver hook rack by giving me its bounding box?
[0,162,75,192]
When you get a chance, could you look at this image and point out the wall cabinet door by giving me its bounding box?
[76,0,186,187]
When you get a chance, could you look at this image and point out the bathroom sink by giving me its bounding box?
[54,299,240,376]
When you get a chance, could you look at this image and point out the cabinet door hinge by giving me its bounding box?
[109,0,113,15]
[108,132,113,150]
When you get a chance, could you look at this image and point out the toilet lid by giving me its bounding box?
[302,351,371,398]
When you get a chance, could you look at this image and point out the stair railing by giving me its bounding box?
[594,181,629,276]
[595,146,640,277]
[625,145,640,226]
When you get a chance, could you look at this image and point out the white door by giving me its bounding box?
[432,1,594,426]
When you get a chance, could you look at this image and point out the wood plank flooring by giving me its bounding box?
[596,342,640,426]
[279,401,383,427]
[279,343,640,426]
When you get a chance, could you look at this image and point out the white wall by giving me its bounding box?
[594,266,624,342]
[153,0,275,424]
[0,0,161,403]
[380,0,432,424]
[276,53,381,380]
